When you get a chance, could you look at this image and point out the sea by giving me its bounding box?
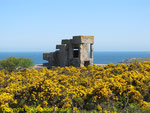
[0,51,150,64]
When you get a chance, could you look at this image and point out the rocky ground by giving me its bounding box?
[30,64,46,69]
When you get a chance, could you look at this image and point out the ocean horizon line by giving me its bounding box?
[1,50,150,52]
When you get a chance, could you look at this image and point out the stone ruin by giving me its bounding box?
[43,36,94,68]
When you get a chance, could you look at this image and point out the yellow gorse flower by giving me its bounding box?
[0,62,150,112]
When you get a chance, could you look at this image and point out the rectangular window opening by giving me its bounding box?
[73,48,79,58]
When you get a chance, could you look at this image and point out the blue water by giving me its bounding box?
[0,51,150,64]
[94,51,150,64]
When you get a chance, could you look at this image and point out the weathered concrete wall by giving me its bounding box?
[56,44,67,67]
[80,43,88,66]
[80,43,94,66]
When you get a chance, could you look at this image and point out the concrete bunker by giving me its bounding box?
[43,36,94,68]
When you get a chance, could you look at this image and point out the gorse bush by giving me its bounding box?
[0,62,150,112]
[0,57,34,72]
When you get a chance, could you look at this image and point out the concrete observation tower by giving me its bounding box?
[43,36,94,68]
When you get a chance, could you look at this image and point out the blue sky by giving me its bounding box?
[0,0,150,52]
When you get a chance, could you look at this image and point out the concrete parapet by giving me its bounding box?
[62,40,70,44]
[56,44,66,49]
[43,52,51,60]
[73,36,94,44]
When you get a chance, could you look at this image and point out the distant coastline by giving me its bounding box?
[120,57,150,64]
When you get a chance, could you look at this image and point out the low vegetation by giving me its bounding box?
[0,61,150,112]
[0,57,34,72]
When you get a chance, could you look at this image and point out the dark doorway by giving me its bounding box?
[84,61,90,66]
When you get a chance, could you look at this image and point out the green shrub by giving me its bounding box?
[0,57,34,72]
